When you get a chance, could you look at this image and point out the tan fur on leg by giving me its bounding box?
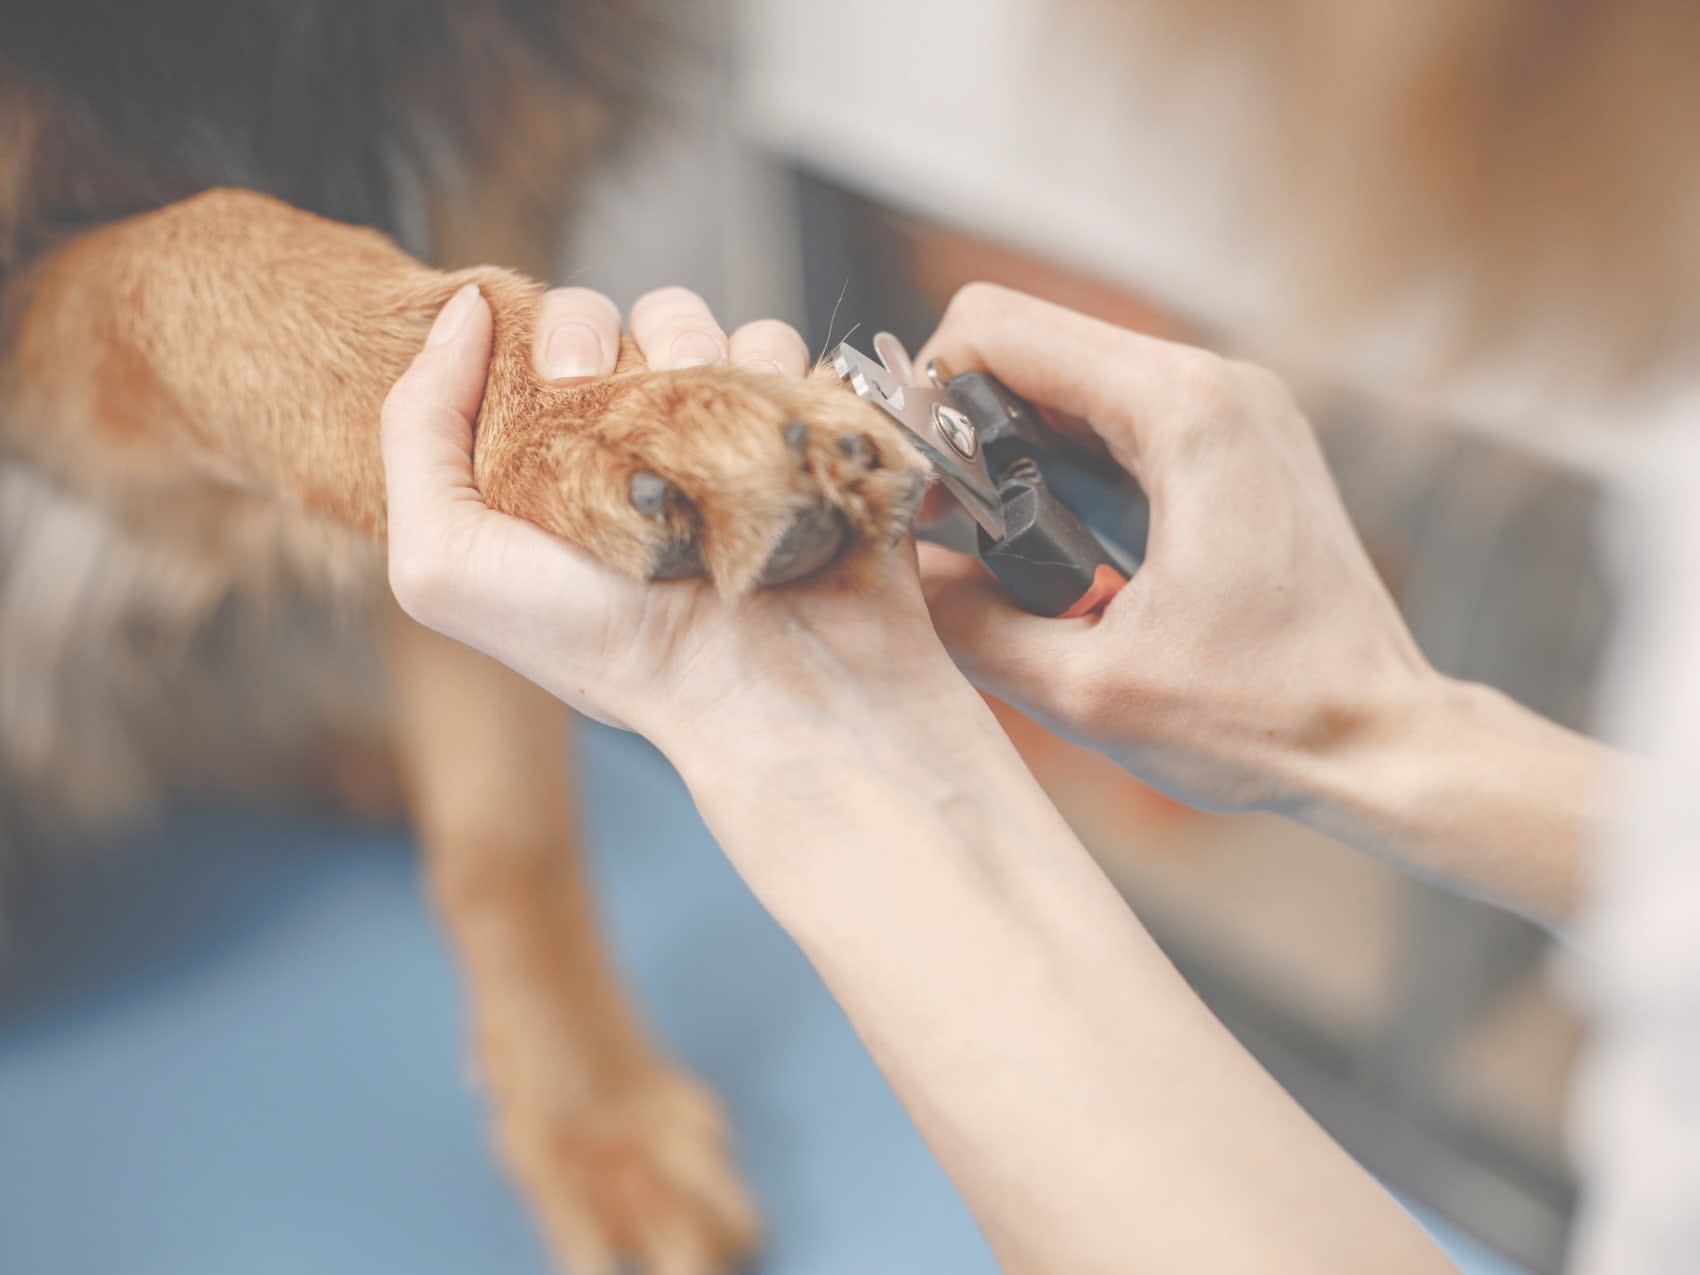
[387,608,758,1275]
[0,184,907,1274]
[0,188,922,594]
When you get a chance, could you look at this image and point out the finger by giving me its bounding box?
[914,282,1217,482]
[916,542,1085,705]
[914,478,956,529]
[533,286,622,384]
[728,318,809,377]
[629,286,728,370]
[380,285,502,616]
[382,283,494,532]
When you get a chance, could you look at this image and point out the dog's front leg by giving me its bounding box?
[1,187,920,590]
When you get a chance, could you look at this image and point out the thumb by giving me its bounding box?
[381,284,494,540]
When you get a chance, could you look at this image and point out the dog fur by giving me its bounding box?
[8,1,1691,1270]
[0,4,915,1272]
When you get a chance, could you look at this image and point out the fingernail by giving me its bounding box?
[669,331,724,369]
[428,284,480,347]
[542,322,605,381]
[738,358,786,376]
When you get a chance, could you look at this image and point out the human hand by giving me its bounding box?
[381,285,958,750]
[915,284,1437,815]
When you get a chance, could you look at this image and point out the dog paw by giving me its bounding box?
[474,352,927,594]
[499,1065,758,1275]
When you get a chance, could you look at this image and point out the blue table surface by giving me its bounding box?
[0,722,1526,1275]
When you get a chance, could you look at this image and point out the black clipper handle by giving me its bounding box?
[947,371,1135,618]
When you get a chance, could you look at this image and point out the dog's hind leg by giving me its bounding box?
[0,183,915,1275]
[386,606,758,1275]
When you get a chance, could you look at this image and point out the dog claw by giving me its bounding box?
[835,434,879,468]
[633,410,912,587]
[638,478,705,580]
[783,420,810,462]
[630,471,671,518]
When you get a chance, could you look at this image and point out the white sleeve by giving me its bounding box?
[1568,407,1700,1273]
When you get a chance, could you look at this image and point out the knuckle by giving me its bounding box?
[387,546,453,628]
[1225,358,1291,406]
[943,280,1012,328]
[1046,647,1122,739]
[1037,649,1096,727]
[1168,349,1243,433]
[928,282,1019,369]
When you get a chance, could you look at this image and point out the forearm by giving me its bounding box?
[1293,673,1614,924]
[664,674,1455,1275]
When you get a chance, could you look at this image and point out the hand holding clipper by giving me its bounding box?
[832,334,1145,617]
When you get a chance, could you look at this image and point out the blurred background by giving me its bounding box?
[4,2,1661,1272]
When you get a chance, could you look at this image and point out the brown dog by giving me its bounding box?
[0,4,918,1272]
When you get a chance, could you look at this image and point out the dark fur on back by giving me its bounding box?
[0,0,652,265]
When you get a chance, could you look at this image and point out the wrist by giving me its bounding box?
[1286,669,1597,919]
[652,662,1025,893]
[635,603,980,762]
[655,657,990,781]
[1279,665,1473,843]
